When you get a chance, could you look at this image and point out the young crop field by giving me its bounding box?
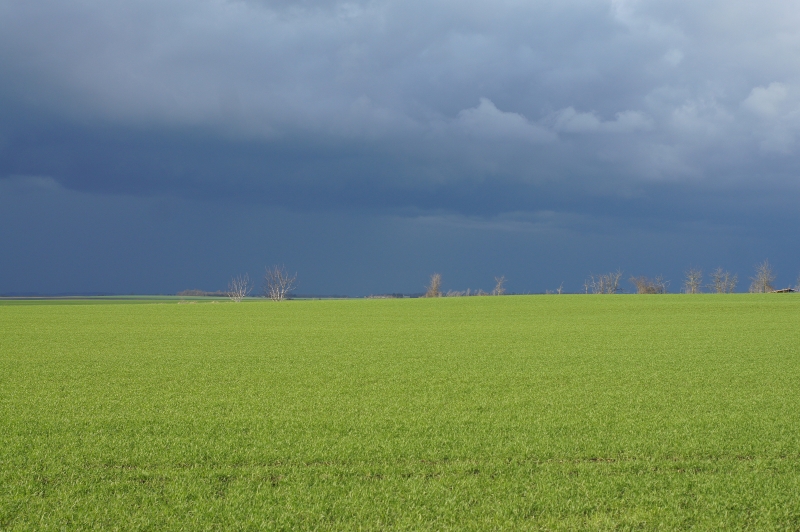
[2,295,800,529]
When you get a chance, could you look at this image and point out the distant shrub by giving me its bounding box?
[425,273,442,298]
[264,265,297,301]
[630,275,669,294]
[708,268,737,293]
[227,274,252,302]
[683,268,703,294]
[492,276,506,296]
[177,289,207,296]
[584,270,623,294]
[749,260,775,293]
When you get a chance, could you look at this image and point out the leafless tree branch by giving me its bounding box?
[682,268,703,294]
[585,270,623,294]
[425,273,442,298]
[264,265,297,301]
[493,276,506,296]
[749,260,775,293]
[630,275,669,294]
[227,274,252,302]
[708,267,737,293]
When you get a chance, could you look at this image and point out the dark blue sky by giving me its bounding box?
[2,0,799,295]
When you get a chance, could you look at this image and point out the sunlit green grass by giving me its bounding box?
[2,295,800,529]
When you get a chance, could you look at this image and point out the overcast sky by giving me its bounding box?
[2,0,800,295]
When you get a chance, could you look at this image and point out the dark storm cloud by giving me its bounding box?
[3,0,800,218]
[2,0,800,294]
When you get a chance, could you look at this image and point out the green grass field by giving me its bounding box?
[2,295,800,530]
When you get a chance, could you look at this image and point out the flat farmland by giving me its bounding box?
[2,295,800,530]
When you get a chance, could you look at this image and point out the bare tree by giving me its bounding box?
[630,276,647,294]
[493,276,506,296]
[585,270,623,294]
[749,260,776,293]
[708,267,737,293]
[546,283,565,295]
[655,275,670,294]
[264,265,297,301]
[682,268,703,294]
[425,273,442,297]
[227,273,252,302]
[630,275,669,294]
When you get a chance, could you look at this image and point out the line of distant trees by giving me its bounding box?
[418,260,794,297]
[420,273,508,297]
[420,260,794,297]
[220,260,796,301]
[225,265,297,302]
[581,260,793,295]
